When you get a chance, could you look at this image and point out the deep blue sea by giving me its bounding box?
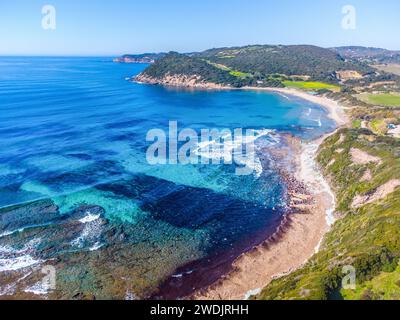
[0,57,336,299]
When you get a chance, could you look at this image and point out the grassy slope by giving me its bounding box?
[332,46,400,64]
[357,93,400,107]
[197,45,371,82]
[141,45,373,88]
[282,81,341,91]
[256,129,400,300]
[138,45,400,300]
[141,52,238,85]
[203,60,253,78]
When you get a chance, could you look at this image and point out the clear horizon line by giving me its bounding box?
[1,43,399,58]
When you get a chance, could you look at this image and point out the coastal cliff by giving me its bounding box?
[134,73,229,89]
[133,46,400,300]
[132,46,379,90]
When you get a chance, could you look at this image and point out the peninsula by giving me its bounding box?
[131,44,400,300]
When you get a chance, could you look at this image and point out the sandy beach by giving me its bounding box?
[193,89,348,300]
[134,75,349,127]
[243,87,349,126]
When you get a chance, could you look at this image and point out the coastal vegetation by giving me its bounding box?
[373,64,400,77]
[256,128,400,300]
[341,262,400,300]
[282,81,341,91]
[113,53,166,63]
[131,44,400,300]
[194,45,372,82]
[332,46,400,64]
[136,45,376,88]
[251,52,400,299]
[140,52,242,86]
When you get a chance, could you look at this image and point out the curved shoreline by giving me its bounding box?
[133,77,349,300]
[133,75,349,126]
[190,89,348,300]
[241,86,349,127]
[192,135,337,300]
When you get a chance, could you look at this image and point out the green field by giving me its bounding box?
[219,55,236,59]
[283,81,341,91]
[229,70,253,78]
[204,60,252,78]
[352,119,362,129]
[204,60,231,71]
[358,93,400,107]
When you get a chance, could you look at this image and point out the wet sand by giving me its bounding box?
[138,84,348,300]
[191,89,349,300]
[192,135,336,300]
[130,80,349,300]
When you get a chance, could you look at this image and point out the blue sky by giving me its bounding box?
[1,0,399,56]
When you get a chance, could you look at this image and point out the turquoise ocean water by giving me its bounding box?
[0,57,335,299]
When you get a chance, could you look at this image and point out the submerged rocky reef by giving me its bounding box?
[0,172,284,300]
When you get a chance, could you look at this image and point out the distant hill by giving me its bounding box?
[136,52,242,86]
[195,45,371,79]
[113,53,166,64]
[332,46,400,64]
[136,45,374,87]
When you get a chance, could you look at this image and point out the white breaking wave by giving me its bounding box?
[0,239,42,272]
[24,282,50,296]
[300,142,336,226]
[0,255,40,273]
[0,228,27,239]
[71,213,103,250]
[194,129,279,178]
[0,230,14,238]
[89,242,103,252]
[0,282,16,296]
[171,269,194,278]
[244,288,262,300]
[277,92,291,101]
[303,108,322,127]
[79,212,101,224]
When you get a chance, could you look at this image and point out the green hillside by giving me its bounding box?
[256,129,400,300]
[196,45,372,81]
[332,46,400,64]
[138,45,374,88]
[135,44,400,301]
[140,52,241,85]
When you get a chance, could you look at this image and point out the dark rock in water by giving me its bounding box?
[95,174,181,200]
[65,153,93,161]
[41,171,98,188]
[0,202,109,266]
[0,173,283,300]
[0,199,60,233]
[38,160,125,193]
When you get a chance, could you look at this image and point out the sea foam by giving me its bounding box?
[194,129,279,178]
[0,239,42,272]
[300,142,336,226]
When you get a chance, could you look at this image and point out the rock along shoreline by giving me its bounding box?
[132,74,348,300]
